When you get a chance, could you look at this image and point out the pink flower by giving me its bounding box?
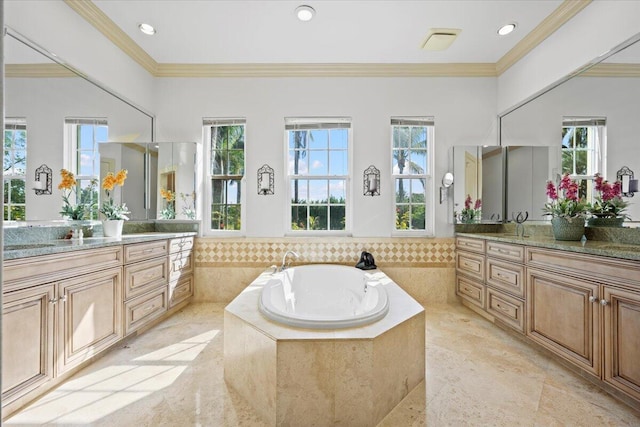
[559,173,572,191]
[464,195,472,209]
[565,181,579,202]
[474,199,482,210]
[546,181,558,200]
[594,173,604,192]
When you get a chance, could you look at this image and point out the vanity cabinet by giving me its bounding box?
[168,236,194,308]
[2,284,55,407]
[123,240,169,336]
[2,246,123,413]
[455,237,526,333]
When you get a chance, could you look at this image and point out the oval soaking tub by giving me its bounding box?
[258,264,389,329]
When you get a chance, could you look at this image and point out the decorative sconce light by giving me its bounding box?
[34,164,52,195]
[617,166,638,197]
[363,165,380,196]
[257,164,274,195]
[440,172,454,204]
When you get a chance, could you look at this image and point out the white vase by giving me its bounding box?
[102,219,124,237]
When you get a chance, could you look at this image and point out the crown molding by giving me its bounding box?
[155,63,498,78]
[64,0,158,74]
[65,0,589,78]
[580,63,640,77]
[496,0,592,76]
[5,63,77,78]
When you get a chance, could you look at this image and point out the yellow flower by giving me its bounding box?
[115,169,128,186]
[102,173,116,191]
[58,169,77,190]
[160,188,175,202]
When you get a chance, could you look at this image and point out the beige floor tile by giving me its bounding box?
[5,302,640,427]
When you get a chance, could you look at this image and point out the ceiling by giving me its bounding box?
[92,0,563,65]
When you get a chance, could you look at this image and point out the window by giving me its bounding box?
[392,117,434,234]
[64,118,107,220]
[4,118,27,220]
[204,119,245,232]
[286,118,350,232]
[561,117,605,201]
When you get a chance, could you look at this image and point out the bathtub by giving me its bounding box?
[258,264,389,329]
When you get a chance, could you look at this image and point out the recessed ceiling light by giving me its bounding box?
[138,23,156,36]
[295,5,315,22]
[497,23,516,36]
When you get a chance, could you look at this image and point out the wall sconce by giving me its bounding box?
[440,172,454,204]
[617,166,638,197]
[33,164,52,195]
[363,165,380,196]
[257,164,274,195]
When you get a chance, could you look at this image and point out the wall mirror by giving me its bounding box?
[452,145,503,222]
[499,32,640,223]
[4,28,197,221]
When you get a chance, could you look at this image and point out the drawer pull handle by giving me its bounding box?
[143,304,156,312]
[49,298,57,305]
[495,303,509,312]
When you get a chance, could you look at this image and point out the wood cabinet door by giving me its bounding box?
[56,267,123,375]
[2,284,55,407]
[527,267,600,377]
[603,285,640,401]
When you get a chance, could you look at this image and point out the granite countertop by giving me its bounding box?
[456,232,640,262]
[3,232,197,261]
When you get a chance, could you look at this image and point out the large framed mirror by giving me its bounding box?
[499,32,640,224]
[4,28,197,222]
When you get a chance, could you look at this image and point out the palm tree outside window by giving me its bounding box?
[205,118,245,232]
[392,117,434,234]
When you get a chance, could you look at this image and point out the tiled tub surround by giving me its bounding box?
[194,237,456,305]
[224,269,425,426]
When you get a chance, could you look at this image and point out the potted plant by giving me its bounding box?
[587,173,630,227]
[100,169,130,237]
[543,173,588,240]
[58,169,96,220]
[458,195,482,223]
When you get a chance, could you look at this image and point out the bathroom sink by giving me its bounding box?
[4,243,56,251]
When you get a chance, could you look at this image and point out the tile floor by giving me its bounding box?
[5,302,640,426]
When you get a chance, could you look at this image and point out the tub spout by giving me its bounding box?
[281,250,299,271]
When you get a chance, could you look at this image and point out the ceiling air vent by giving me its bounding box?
[421,28,461,51]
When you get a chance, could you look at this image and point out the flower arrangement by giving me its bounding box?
[159,188,176,219]
[543,173,588,219]
[459,195,482,222]
[100,169,130,220]
[589,173,629,219]
[58,169,97,220]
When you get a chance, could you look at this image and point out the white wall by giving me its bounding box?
[5,0,155,113]
[155,77,497,237]
[498,1,640,113]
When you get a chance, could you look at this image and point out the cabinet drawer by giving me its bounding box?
[169,250,194,281]
[169,276,194,308]
[124,240,168,264]
[456,276,485,309]
[486,287,525,333]
[123,257,168,300]
[169,236,194,254]
[486,241,524,263]
[456,251,485,281]
[486,258,525,298]
[124,287,168,336]
[456,237,485,254]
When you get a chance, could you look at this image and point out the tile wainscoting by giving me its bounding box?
[193,237,456,304]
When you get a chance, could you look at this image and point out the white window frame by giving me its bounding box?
[391,117,435,237]
[4,117,27,220]
[285,117,352,235]
[203,118,246,236]
[561,116,606,202]
[63,118,106,220]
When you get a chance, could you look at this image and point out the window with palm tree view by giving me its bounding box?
[206,119,245,231]
[561,117,605,201]
[4,118,27,220]
[287,118,350,232]
[392,117,433,233]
